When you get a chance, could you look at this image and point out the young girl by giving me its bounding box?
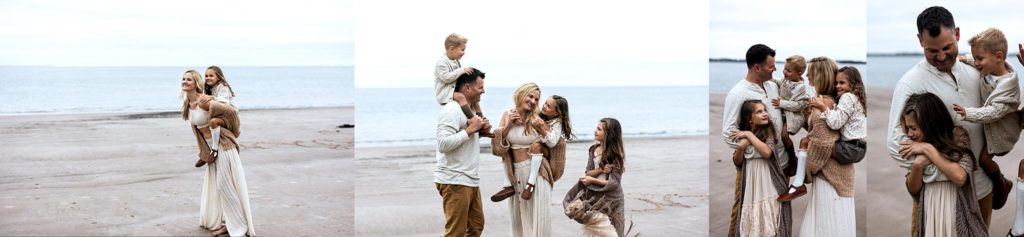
[901,93,986,236]
[728,100,791,237]
[576,117,626,236]
[204,66,238,110]
[520,95,575,200]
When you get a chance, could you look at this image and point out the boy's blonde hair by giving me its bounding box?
[968,28,1007,55]
[444,33,468,49]
[786,55,807,72]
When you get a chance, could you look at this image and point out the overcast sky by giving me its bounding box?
[354,0,709,88]
[710,0,867,62]
[0,0,354,66]
[867,1,1024,54]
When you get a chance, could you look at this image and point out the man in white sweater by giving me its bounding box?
[886,6,993,225]
[435,70,490,237]
[722,44,790,171]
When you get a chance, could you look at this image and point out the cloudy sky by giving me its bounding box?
[867,1,1024,54]
[710,0,867,62]
[0,0,353,66]
[354,0,709,88]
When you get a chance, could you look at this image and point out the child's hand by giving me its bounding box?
[530,116,546,131]
[799,137,809,149]
[911,154,931,169]
[580,176,595,185]
[737,138,750,148]
[952,104,966,118]
[602,164,614,174]
[729,131,753,142]
[771,98,781,107]
[899,140,933,160]
[508,110,523,126]
[464,66,474,74]
[1017,43,1023,67]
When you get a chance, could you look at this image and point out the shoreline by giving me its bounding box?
[0,106,355,118]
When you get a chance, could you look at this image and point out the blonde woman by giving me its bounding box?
[492,82,563,236]
[799,57,856,236]
[181,69,254,236]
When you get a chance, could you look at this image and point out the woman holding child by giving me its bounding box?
[181,68,255,237]
[491,82,565,236]
[798,57,860,236]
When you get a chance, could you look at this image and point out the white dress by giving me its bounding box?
[190,107,255,236]
[505,125,552,237]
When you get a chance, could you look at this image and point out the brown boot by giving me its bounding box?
[777,185,806,202]
[521,184,535,200]
[992,173,1013,210]
[479,129,495,138]
[195,159,207,168]
[490,186,515,202]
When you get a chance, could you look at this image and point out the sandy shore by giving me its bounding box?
[708,92,868,236]
[355,136,709,236]
[861,87,1024,237]
[0,107,354,236]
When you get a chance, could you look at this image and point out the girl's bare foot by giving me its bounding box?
[210,226,227,237]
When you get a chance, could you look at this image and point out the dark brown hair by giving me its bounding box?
[738,100,775,145]
[599,118,625,173]
[901,93,970,160]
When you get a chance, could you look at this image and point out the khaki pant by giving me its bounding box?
[436,183,484,237]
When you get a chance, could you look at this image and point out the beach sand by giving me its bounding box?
[709,92,868,236]
[355,136,709,236]
[861,87,1024,237]
[0,107,354,236]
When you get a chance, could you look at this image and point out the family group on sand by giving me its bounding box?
[431,33,632,237]
[722,5,1024,237]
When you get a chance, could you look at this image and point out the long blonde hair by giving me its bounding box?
[181,69,205,120]
[513,82,541,135]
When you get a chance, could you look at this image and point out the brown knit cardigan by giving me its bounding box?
[491,125,567,186]
[187,100,241,164]
[805,98,856,197]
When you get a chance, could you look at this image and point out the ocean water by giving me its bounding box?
[866,55,1024,89]
[355,86,709,147]
[0,66,354,115]
[710,61,868,93]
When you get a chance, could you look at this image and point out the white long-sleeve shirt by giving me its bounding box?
[210,84,237,110]
[886,59,989,198]
[822,93,866,141]
[434,54,467,105]
[539,119,563,148]
[721,78,789,167]
[434,102,480,187]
